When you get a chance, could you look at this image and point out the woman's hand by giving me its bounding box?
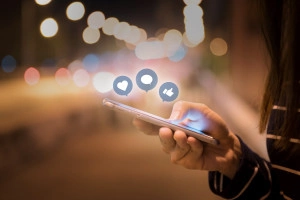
[133,101,242,179]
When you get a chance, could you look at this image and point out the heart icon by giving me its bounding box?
[117,80,128,91]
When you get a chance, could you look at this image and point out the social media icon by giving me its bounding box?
[163,88,174,97]
[117,80,128,91]
[159,82,179,102]
[113,76,133,96]
[141,74,153,85]
[136,69,158,92]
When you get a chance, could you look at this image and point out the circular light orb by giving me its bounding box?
[66,2,85,21]
[55,68,71,86]
[35,0,52,6]
[124,26,141,44]
[87,11,105,29]
[113,21,131,40]
[102,17,119,36]
[93,72,115,93]
[210,37,228,56]
[24,67,40,85]
[73,69,90,87]
[1,55,17,73]
[183,0,202,5]
[40,18,58,38]
[82,27,100,44]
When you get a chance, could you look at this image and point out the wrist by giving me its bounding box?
[219,133,242,179]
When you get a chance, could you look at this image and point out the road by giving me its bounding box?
[0,78,222,200]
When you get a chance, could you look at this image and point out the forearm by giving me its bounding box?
[209,137,283,199]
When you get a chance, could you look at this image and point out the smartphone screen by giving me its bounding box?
[102,98,219,145]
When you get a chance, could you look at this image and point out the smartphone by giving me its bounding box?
[102,98,219,145]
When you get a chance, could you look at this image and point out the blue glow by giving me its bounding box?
[170,109,208,131]
[83,54,100,72]
[1,55,16,73]
[168,46,186,62]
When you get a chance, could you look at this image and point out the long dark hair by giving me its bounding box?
[258,0,300,150]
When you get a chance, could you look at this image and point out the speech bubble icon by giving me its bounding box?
[141,74,153,85]
[136,68,158,92]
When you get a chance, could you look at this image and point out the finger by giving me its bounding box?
[159,127,176,153]
[172,101,230,140]
[171,136,205,169]
[170,131,191,162]
[132,118,159,135]
[187,136,204,155]
[169,101,186,120]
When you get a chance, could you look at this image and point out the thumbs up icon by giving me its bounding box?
[163,88,174,97]
[159,82,178,102]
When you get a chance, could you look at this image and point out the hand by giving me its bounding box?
[133,101,242,179]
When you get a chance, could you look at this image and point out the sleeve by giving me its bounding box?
[208,137,284,200]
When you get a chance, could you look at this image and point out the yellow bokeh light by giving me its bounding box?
[138,28,147,43]
[113,22,131,40]
[40,18,58,38]
[82,27,100,44]
[210,37,228,56]
[183,0,202,5]
[102,17,119,36]
[66,2,85,21]
[87,11,105,29]
[35,0,52,6]
[183,3,205,47]
[163,29,183,56]
[124,25,141,45]
[135,40,165,60]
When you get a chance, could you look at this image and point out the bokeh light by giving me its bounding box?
[210,37,228,56]
[113,22,131,40]
[168,45,186,62]
[82,54,100,72]
[124,25,141,45]
[1,55,17,73]
[35,0,52,6]
[55,68,71,86]
[40,18,59,38]
[183,3,205,46]
[102,17,119,36]
[24,67,40,85]
[82,27,100,44]
[163,29,183,56]
[66,2,85,21]
[67,59,83,73]
[87,11,105,29]
[93,72,115,93]
[73,69,90,87]
[135,40,165,60]
[183,0,202,5]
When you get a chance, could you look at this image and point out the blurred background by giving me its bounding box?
[0,0,269,199]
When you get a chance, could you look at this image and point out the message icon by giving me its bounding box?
[136,69,158,92]
[113,76,133,96]
[159,82,179,102]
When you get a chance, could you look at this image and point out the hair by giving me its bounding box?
[258,0,300,151]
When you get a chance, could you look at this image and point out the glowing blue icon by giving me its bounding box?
[113,76,133,96]
[159,82,179,102]
[136,68,158,92]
